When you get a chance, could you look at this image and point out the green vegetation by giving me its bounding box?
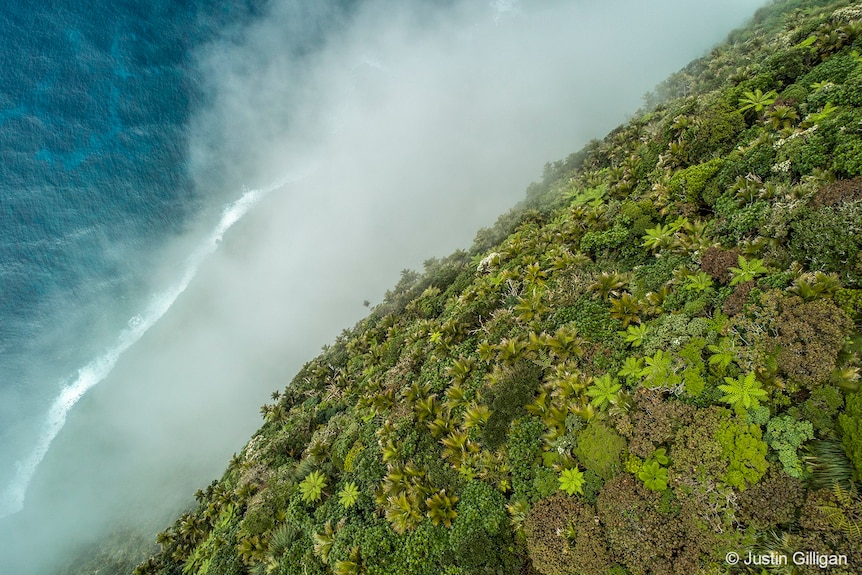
[738,88,778,112]
[719,372,768,412]
[66,2,862,574]
[558,467,586,496]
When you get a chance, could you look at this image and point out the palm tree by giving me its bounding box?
[672,219,713,255]
[427,410,455,438]
[265,404,286,424]
[440,429,475,468]
[404,381,431,404]
[312,522,336,562]
[731,174,762,205]
[446,357,475,383]
[670,114,693,133]
[385,492,423,534]
[334,548,362,575]
[737,89,777,113]
[609,293,643,327]
[764,105,798,132]
[415,395,440,422]
[589,271,629,299]
[642,224,674,254]
[666,139,687,166]
[543,326,584,360]
[155,529,175,550]
[462,402,491,429]
[514,289,549,323]
[425,490,459,527]
[444,383,466,409]
[496,336,526,363]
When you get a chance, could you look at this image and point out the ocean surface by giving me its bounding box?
[0,0,270,516]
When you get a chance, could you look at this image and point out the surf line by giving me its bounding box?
[0,181,285,519]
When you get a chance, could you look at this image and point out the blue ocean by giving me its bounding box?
[0,0,270,513]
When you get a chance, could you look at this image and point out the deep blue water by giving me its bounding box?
[0,0,267,500]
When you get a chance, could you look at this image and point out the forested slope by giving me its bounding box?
[132,1,862,573]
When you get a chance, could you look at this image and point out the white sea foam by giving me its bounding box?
[0,179,290,519]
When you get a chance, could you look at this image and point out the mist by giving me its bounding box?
[0,0,766,572]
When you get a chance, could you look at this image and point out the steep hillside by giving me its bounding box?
[131,1,862,574]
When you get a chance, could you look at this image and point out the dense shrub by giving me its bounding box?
[347,521,398,573]
[449,481,520,572]
[737,138,777,179]
[813,176,862,207]
[482,362,543,449]
[596,475,693,575]
[800,52,859,87]
[797,485,862,566]
[523,494,610,575]
[395,522,450,575]
[575,421,626,480]
[736,466,805,529]
[723,201,769,241]
[778,130,830,177]
[507,416,545,502]
[715,418,768,491]
[668,158,724,204]
[833,134,862,177]
[835,287,862,320]
[624,389,695,458]
[776,297,853,386]
[779,82,809,104]
[700,247,739,285]
[206,524,245,575]
[763,45,810,86]
[791,385,844,437]
[670,406,730,487]
[580,225,630,257]
[684,101,746,163]
[839,392,862,481]
[765,415,814,478]
[789,203,862,286]
[551,296,617,343]
[619,200,658,236]
[722,280,754,316]
[633,255,686,295]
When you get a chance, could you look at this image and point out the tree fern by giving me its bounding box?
[719,372,768,412]
[708,338,735,373]
[621,324,648,347]
[818,483,862,540]
[299,471,328,504]
[338,482,361,508]
[586,374,622,410]
[559,467,585,496]
[729,255,767,286]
